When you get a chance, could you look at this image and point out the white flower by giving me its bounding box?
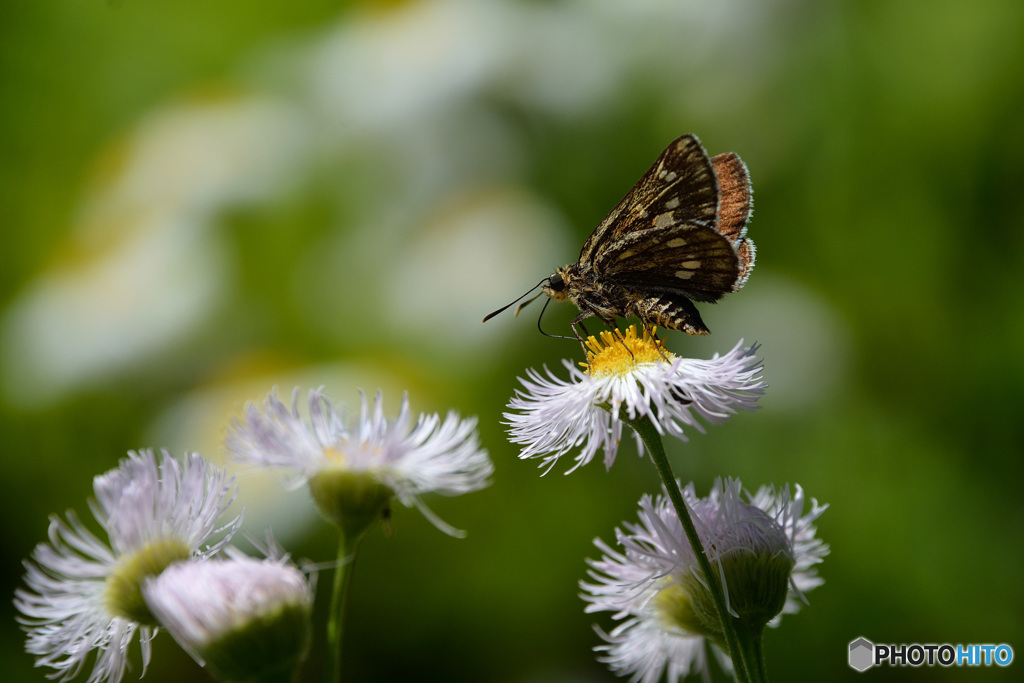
[225,387,492,537]
[143,555,312,682]
[505,326,765,473]
[15,450,241,683]
[581,478,828,683]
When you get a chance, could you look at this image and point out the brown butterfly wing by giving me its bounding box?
[596,224,739,303]
[578,134,719,265]
[711,152,756,290]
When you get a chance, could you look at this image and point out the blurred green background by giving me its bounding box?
[2,0,1021,681]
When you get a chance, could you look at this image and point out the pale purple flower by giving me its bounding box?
[506,327,765,473]
[143,554,312,679]
[581,478,828,682]
[226,387,492,536]
[15,450,241,683]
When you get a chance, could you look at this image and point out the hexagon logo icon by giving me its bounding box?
[849,637,874,672]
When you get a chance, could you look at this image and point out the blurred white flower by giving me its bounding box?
[226,387,492,537]
[143,360,418,541]
[1,212,228,407]
[15,450,241,683]
[505,326,765,473]
[1,96,311,408]
[76,97,311,222]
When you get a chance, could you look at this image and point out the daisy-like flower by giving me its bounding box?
[505,326,765,473]
[143,554,313,683]
[581,478,828,683]
[225,387,493,538]
[15,450,241,683]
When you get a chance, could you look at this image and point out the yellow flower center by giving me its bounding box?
[323,445,347,464]
[652,574,722,641]
[583,325,674,377]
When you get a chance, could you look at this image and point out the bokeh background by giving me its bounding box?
[2,0,1021,681]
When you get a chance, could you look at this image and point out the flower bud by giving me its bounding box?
[144,557,312,683]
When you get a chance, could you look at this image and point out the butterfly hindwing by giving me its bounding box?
[732,239,756,291]
[711,152,756,290]
[710,152,751,243]
[594,224,739,302]
[579,134,719,265]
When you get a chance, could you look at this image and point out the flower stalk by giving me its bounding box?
[327,530,364,683]
[733,618,767,683]
[625,415,760,683]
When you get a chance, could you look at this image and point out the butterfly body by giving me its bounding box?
[544,134,755,340]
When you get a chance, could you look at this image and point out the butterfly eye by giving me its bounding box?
[549,274,565,292]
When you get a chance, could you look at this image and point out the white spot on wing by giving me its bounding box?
[654,212,675,228]
[666,237,687,248]
[616,249,636,261]
[664,171,678,182]
[681,260,702,269]
[675,270,694,279]
[665,197,680,209]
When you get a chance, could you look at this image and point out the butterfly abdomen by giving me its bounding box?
[631,293,710,336]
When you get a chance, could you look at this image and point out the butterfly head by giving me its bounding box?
[542,267,572,303]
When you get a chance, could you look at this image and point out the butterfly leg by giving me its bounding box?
[568,313,594,360]
[569,312,634,361]
[637,318,672,363]
[581,314,637,360]
[605,319,635,359]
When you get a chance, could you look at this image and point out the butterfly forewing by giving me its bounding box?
[596,224,740,302]
[579,134,719,265]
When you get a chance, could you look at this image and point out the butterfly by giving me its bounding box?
[485,133,754,344]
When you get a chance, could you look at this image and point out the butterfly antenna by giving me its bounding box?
[482,279,549,323]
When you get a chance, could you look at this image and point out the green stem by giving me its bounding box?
[626,416,758,683]
[327,530,363,683]
[733,620,768,683]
